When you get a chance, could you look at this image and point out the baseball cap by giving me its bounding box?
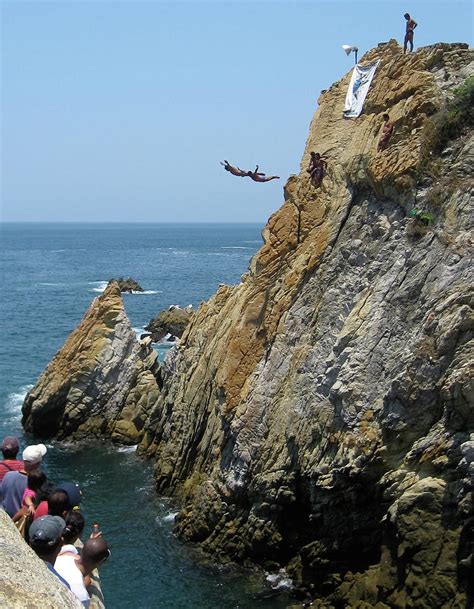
[29,516,66,547]
[22,444,47,464]
[1,436,19,451]
[56,481,82,509]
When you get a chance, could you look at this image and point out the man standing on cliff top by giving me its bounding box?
[403,13,418,53]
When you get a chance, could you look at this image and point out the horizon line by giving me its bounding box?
[0,220,267,225]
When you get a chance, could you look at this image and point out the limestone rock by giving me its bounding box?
[145,306,194,342]
[22,282,161,443]
[0,509,82,609]
[137,42,474,606]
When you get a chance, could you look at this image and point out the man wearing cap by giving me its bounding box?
[0,443,47,517]
[29,515,71,590]
[34,481,83,521]
[55,537,111,608]
[0,436,23,481]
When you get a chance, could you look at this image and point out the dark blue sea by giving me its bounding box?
[0,223,291,609]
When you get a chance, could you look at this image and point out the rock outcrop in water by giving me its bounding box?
[23,41,473,607]
[109,277,144,293]
[145,306,194,342]
[22,282,161,444]
[136,42,473,606]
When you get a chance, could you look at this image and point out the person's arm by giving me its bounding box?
[24,495,36,515]
[12,505,28,522]
[412,20,417,29]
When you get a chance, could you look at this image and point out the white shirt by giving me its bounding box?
[54,554,90,608]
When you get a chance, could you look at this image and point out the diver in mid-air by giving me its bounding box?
[220,160,250,177]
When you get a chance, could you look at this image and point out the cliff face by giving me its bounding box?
[137,42,473,605]
[21,40,473,607]
[22,282,161,444]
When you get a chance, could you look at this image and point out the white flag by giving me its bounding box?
[343,60,380,118]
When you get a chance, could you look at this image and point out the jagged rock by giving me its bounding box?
[145,306,194,342]
[134,42,473,606]
[0,510,82,609]
[22,282,161,443]
[109,277,144,293]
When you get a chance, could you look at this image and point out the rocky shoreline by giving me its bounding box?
[22,41,474,608]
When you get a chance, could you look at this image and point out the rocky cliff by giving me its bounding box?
[137,42,473,606]
[22,41,473,607]
[22,282,161,444]
[0,510,83,609]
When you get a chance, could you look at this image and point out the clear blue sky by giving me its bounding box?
[1,0,472,222]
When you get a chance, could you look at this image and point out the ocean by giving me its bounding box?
[0,223,291,609]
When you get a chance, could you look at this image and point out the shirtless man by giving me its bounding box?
[403,13,417,53]
[377,114,394,152]
[307,152,327,188]
[247,165,280,182]
[220,160,249,177]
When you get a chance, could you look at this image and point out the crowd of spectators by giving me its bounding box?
[0,436,110,608]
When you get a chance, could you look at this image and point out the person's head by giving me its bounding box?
[55,482,83,510]
[27,470,47,493]
[1,436,19,459]
[404,13,410,20]
[63,511,85,545]
[29,515,65,563]
[81,537,111,572]
[315,153,321,159]
[383,113,390,121]
[47,490,70,517]
[22,444,47,470]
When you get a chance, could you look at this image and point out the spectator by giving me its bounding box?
[35,482,83,520]
[22,470,48,516]
[29,515,71,590]
[1,443,47,517]
[55,537,111,608]
[0,436,23,481]
[59,511,86,555]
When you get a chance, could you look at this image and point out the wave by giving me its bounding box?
[127,290,160,295]
[265,570,293,590]
[221,246,252,250]
[3,385,33,415]
[115,445,137,454]
[161,511,179,523]
[91,281,108,293]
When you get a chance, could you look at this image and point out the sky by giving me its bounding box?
[1,0,472,223]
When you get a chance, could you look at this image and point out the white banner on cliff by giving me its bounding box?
[343,60,380,118]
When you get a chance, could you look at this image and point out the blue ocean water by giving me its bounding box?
[0,223,291,609]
